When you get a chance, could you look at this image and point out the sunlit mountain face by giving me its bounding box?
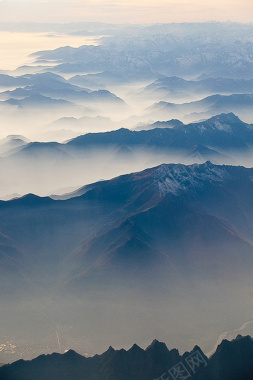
[0,20,253,379]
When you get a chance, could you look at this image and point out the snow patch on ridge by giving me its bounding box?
[212,121,232,132]
[154,163,228,196]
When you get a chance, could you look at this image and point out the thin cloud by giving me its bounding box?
[0,0,252,23]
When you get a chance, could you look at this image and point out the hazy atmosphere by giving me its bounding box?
[0,1,253,379]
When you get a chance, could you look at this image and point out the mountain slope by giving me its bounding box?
[61,161,253,289]
[0,231,34,296]
[0,161,253,292]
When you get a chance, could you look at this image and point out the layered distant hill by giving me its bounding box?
[0,135,29,155]
[66,113,253,155]
[0,72,124,110]
[143,76,253,100]
[1,22,253,143]
[0,335,252,380]
[1,113,253,198]
[0,71,126,136]
[145,94,253,123]
[5,112,253,160]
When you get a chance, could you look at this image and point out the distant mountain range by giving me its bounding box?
[0,73,30,87]
[3,93,74,109]
[1,113,253,198]
[7,113,253,159]
[64,112,253,164]
[69,71,132,90]
[0,86,122,104]
[1,23,253,143]
[143,76,253,99]
[0,135,29,155]
[146,94,253,123]
[0,72,124,110]
[29,23,253,79]
[48,115,115,133]
[0,335,252,380]
[134,119,184,131]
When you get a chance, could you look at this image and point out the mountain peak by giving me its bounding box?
[146,339,169,352]
[149,338,161,346]
[64,349,80,357]
[129,343,142,353]
[234,334,253,342]
[210,112,243,124]
[7,193,54,205]
[105,346,115,354]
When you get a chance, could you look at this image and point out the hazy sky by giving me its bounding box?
[0,0,252,23]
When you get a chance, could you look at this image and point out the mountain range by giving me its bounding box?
[5,112,252,159]
[0,335,252,380]
[66,113,253,155]
[0,72,124,109]
[1,113,253,198]
[29,23,253,79]
[1,144,253,363]
[1,22,253,366]
[146,94,253,123]
[0,160,253,294]
[143,76,253,100]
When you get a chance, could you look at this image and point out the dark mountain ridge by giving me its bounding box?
[0,335,252,380]
[66,113,253,154]
[3,113,252,166]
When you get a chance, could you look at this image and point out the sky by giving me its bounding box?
[0,0,252,24]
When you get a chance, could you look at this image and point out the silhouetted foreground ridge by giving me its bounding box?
[0,335,252,380]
